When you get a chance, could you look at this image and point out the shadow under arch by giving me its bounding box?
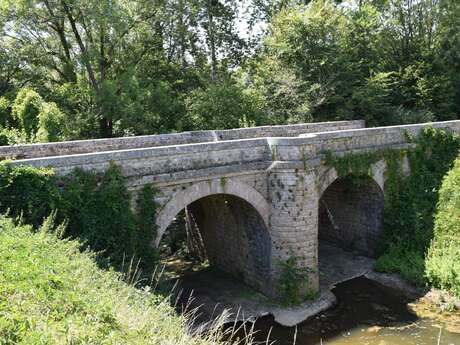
[318,174,384,257]
[155,179,270,246]
[156,179,272,295]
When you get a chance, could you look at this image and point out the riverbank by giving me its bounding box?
[0,215,249,344]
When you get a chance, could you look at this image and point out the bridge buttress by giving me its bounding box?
[268,167,320,295]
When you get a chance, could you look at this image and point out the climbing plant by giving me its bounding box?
[0,162,60,227]
[0,161,159,268]
[135,184,159,264]
[324,127,460,285]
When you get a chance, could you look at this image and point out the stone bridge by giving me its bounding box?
[4,120,460,297]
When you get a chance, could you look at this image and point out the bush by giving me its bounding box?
[0,162,60,227]
[135,184,159,263]
[0,215,236,344]
[37,101,67,142]
[426,156,460,296]
[327,127,460,286]
[59,165,145,266]
[182,79,261,131]
[0,162,158,268]
[381,128,460,251]
[374,242,426,287]
[276,256,314,306]
[0,127,28,145]
[11,88,43,139]
[0,96,11,127]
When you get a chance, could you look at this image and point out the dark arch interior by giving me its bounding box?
[161,194,272,295]
[318,175,384,257]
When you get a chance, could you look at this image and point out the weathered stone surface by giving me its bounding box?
[7,119,460,297]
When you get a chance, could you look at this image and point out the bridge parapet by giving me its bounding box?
[269,120,460,163]
[0,120,363,160]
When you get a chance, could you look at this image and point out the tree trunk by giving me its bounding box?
[206,0,217,81]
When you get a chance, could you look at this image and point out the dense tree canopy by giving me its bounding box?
[0,0,459,142]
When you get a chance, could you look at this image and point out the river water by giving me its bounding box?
[231,277,460,345]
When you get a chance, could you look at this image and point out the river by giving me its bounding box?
[230,277,460,345]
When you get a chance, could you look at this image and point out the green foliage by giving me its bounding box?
[244,0,460,126]
[0,162,158,268]
[374,242,426,287]
[58,165,138,266]
[382,128,460,256]
[182,79,261,131]
[11,88,43,139]
[0,215,235,344]
[0,162,60,227]
[426,157,460,296]
[36,102,67,142]
[2,0,460,137]
[276,256,314,306]
[135,184,159,264]
[0,127,28,146]
[0,96,11,127]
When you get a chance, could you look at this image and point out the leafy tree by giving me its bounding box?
[182,78,261,130]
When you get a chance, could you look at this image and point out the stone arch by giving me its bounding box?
[155,178,273,295]
[155,179,270,246]
[317,169,385,257]
[317,159,386,198]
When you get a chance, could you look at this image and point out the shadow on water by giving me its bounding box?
[233,276,417,345]
[229,276,460,345]
[163,256,460,345]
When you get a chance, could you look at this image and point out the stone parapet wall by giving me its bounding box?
[11,138,272,185]
[273,120,460,162]
[0,120,364,160]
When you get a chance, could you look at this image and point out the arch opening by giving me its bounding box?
[159,193,272,296]
[318,175,384,257]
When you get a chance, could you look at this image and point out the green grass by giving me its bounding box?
[0,215,250,344]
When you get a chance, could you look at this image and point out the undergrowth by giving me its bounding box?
[277,256,316,306]
[0,162,158,269]
[426,157,460,296]
[0,215,257,344]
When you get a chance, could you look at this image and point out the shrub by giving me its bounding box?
[0,162,158,268]
[276,256,314,306]
[0,96,11,126]
[374,242,426,287]
[374,127,460,285]
[182,79,261,131]
[326,127,460,286]
[37,101,67,142]
[11,88,43,139]
[426,156,460,296]
[0,127,28,145]
[58,165,138,266]
[0,162,60,227]
[135,184,159,264]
